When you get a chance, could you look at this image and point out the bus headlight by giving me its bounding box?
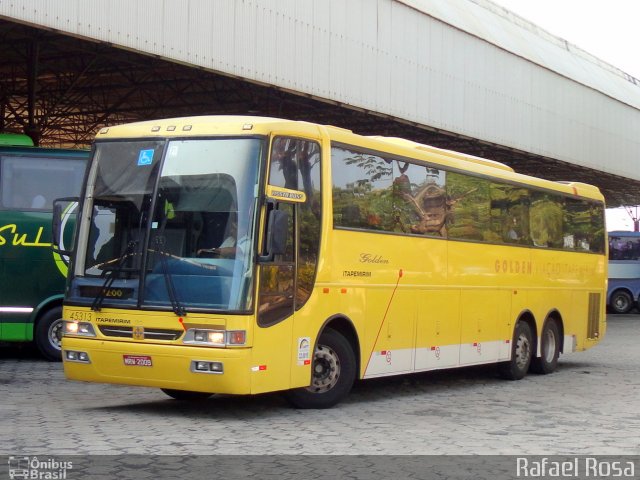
[63,321,96,337]
[184,329,246,347]
[187,329,226,346]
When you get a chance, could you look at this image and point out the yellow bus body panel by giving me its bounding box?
[319,227,605,378]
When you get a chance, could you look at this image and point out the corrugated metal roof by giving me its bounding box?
[1,0,639,204]
[400,0,640,110]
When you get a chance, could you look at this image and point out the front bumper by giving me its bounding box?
[62,337,251,394]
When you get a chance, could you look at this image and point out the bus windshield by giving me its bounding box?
[73,137,262,312]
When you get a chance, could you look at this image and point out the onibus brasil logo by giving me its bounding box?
[8,456,73,479]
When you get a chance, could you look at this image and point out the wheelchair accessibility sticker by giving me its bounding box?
[137,149,154,166]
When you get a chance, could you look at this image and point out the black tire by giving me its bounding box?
[609,290,633,314]
[161,389,213,401]
[34,306,63,362]
[530,319,560,374]
[285,329,356,409]
[498,321,533,380]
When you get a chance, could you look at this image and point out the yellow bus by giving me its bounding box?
[59,116,606,408]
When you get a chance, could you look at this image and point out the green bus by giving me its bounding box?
[0,133,88,360]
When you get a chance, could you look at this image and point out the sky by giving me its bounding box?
[489,0,640,231]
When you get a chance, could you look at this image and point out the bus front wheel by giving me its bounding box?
[498,321,533,380]
[285,329,356,409]
[609,290,633,314]
[34,306,63,362]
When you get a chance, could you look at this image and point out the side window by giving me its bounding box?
[258,203,295,327]
[269,137,320,193]
[530,192,564,248]
[0,155,85,210]
[265,137,322,317]
[295,149,322,310]
[564,199,601,252]
[446,171,491,241]
[589,202,606,254]
[330,143,604,254]
[393,162,447,236]
[609,236,624,259]
[489,183,531,245]
[609,234,638,260]
[331,146,393,230]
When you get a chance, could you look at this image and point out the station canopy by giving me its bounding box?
[0,20,636,207]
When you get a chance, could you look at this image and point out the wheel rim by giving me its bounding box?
[543,328,557,363]
[514,332,531,370]
[614,294,630,311]
[48,319,63,351]
[306,344,340,393]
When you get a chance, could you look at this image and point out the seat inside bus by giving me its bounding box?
[145,174,239,306]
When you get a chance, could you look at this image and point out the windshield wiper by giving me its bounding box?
[154,235,187,317]
[91,240,137,311]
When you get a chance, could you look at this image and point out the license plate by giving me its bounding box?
[123,355,152,367]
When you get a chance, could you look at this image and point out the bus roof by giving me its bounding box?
[95,115,605,203]
[0,133,34,147]
[367,136,515,173]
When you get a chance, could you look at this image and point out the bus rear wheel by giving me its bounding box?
[34,306,63,362]
[530,319,560,374]
[161,389,212,401]
[285,329,356,409]
[499,321,533,380]
[609,290,633,314]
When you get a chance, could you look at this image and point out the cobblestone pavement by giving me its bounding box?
[1,315,638,456]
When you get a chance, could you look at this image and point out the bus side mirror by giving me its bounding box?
[52,197,79,257]
[259,209,289,263]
